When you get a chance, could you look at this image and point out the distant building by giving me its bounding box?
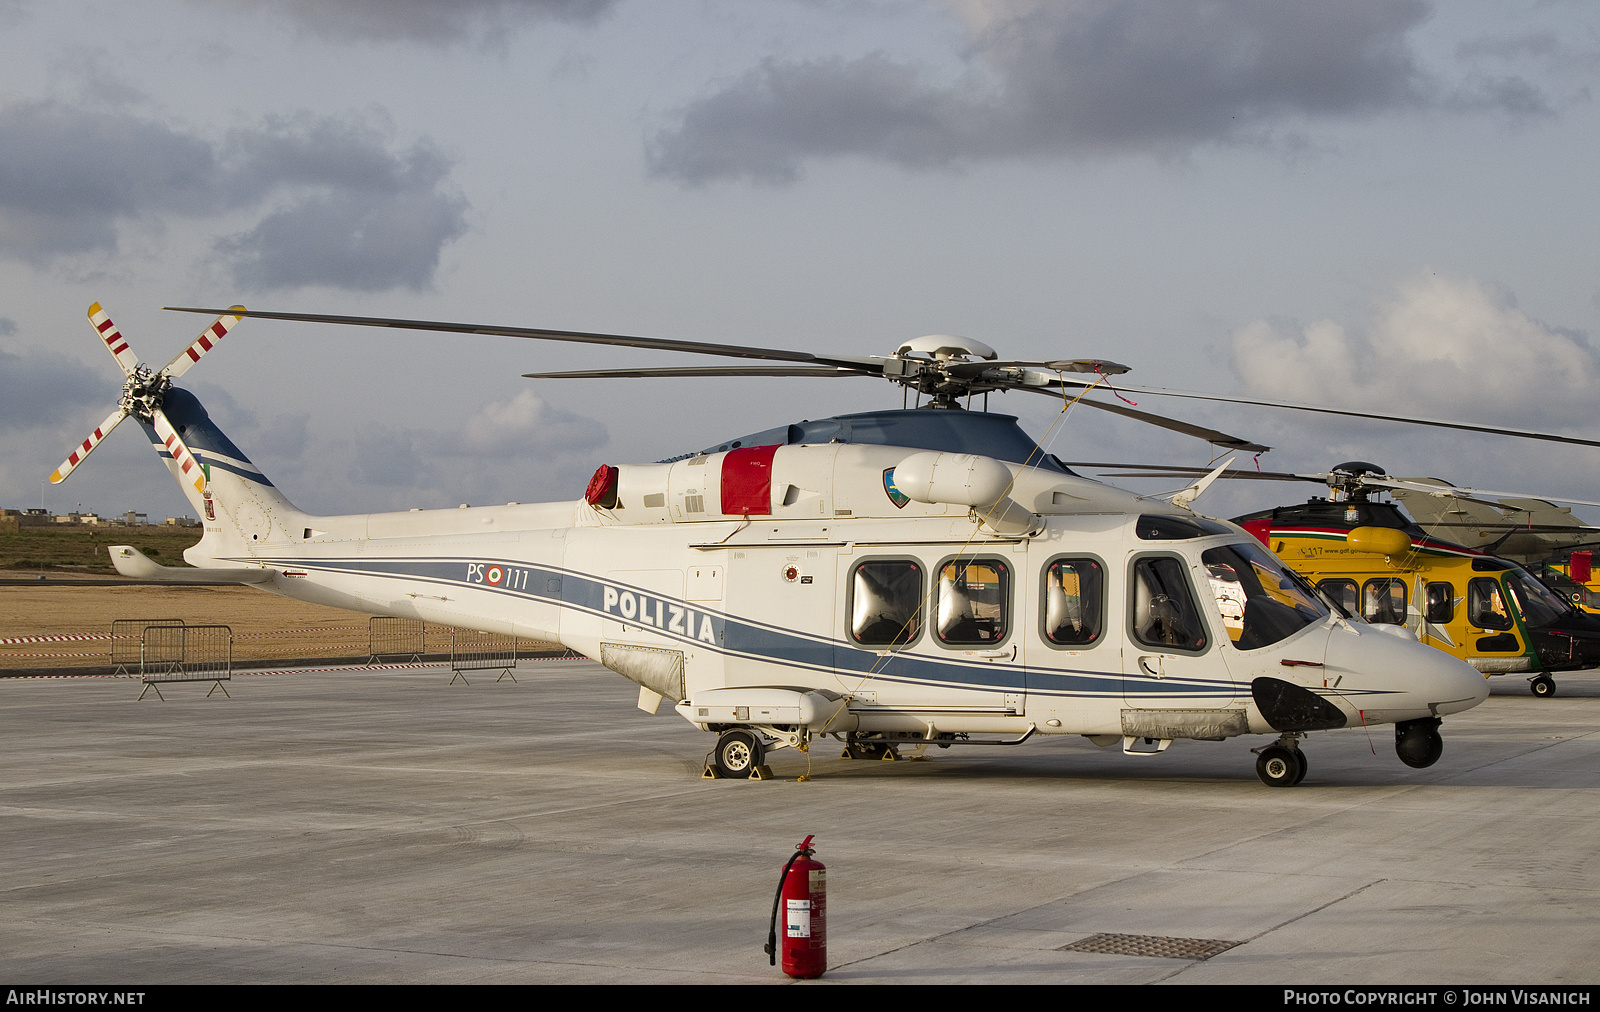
[114,511,149,526]
[165,516,200,528]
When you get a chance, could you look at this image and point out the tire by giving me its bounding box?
[1531,675,1556,698]
[1291,748,1309,786]
[713,729,764,779]
[1256,746,1300,787]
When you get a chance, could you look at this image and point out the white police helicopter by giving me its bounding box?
[60,301,1577,787]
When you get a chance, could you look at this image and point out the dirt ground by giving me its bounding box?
[0,583,549,669]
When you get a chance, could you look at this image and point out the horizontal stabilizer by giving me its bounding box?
[110,545,272,584]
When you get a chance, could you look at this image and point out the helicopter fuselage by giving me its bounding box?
[123,391,1487,782]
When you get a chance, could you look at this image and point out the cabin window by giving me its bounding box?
[1317,579,1360,616]
[1425,582,1455,623]
[849,559,923,646]
[1363,578,1407,625]
[1202,542,1326,649]
[935,557,1010,646]
[1042,558,1103,646]
[1130,556,1208,652]
[1468,577,1513,631]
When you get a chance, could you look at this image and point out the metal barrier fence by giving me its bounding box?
[367,616,425,665]
[449,627,518,684]
[138,624,232,700]
[111,618,183,675]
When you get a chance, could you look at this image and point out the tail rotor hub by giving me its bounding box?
[119,364,169,421]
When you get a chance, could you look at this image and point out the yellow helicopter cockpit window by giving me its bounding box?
[850,560,923,646]
[936,558,1010,646]
[1201,542,1327,649]
[1317,579,1360,617]
[1043,558,1103,646]
[1504,570,1572,627]
[1468,578,1513,631]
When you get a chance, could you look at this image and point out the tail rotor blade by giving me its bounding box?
[49,406,129,484]
[151,408,207,496]
[161,306,245,380]
[87,302,141,378]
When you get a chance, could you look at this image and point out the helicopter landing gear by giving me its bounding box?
[1395,717,1444,769]
[1530,674,1557,698]
[709,728,767,779]
[1254,739,1307,787]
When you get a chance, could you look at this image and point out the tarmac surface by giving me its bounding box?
[2,659,1597,985]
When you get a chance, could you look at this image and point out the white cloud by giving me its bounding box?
[0,103,469,291]
[1231,274,1600,431]
[454,389,607,457]
[650,0,1452,183]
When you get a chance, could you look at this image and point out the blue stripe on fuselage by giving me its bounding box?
[239,554,1314,702]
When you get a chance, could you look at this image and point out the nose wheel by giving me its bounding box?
[1530,675,1556,698]
[1253,741,1308,787]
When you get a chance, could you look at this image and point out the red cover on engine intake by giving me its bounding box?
[721,445,779,516]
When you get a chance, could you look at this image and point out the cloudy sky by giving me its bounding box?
[3,0,1599,524]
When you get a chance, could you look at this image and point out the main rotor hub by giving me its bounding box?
[119,364,169,422]
[896,334,997,362]
[1327,461,1387,501]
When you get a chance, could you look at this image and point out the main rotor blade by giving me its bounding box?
[1063,462,1318,483]
[945,358,1131,378]
[1056,379,1600,450]
[1362,477,1600,510]
[49,406,128,484]
[150,408,207,497]
[165,306,869,369]
[1019,387,1270,453]
[87,303,140,378]
[522,365,876,379]
[161,306,245,380]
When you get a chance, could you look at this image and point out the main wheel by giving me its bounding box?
[1395,727,1444,768]
[1531,675,1556,698]
[1292,748,1309,786]
[713,729,765,779]
[1256,746,1301,787]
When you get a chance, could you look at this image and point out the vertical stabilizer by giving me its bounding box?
[139,387,309,562]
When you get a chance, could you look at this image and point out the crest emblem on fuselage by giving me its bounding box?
[883,467,909,508]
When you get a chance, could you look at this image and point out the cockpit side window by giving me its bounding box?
[1468,577,1513,631]
[936,557,1010,646]
[850,559,923,646]
[1042,558,1103,647]
[1130,556,1208,652]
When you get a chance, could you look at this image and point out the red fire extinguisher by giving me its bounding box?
[765,834,826,978]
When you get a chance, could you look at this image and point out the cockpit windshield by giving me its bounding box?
[1505,569,1574,628]
[1202,541,1328,650]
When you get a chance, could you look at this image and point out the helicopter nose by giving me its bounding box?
[1328,623,1488,723]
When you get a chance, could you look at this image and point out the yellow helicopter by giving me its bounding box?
[1075,462,1600,698]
